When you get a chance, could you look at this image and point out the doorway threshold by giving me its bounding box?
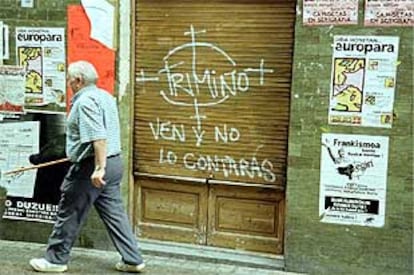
[138,238,285,270]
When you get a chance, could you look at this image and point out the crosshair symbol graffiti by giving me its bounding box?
[136,25,274,137]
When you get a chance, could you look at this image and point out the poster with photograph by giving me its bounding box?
[329,35,399,128]
[15,27,66,114]
[319,133,389,227]
[303,0,359,26]
[365,0,414,27]
[0,66,26,114]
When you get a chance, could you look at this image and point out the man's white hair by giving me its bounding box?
[67,60,98,86]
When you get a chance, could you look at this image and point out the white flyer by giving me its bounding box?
[303,0,359,26]
[0,121,39,197]
[320,133,389,227]
[365,0,414,27]
[0,65,26,114]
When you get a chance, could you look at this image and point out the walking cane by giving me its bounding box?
[0,158,70,181]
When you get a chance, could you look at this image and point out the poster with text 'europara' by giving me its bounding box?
[329,35,399,128]
[16,27,66,114]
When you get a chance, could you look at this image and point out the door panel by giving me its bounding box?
[207,185,284,253]
[136,176,208,244]
[133,0,295,255]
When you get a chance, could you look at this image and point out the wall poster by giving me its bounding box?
[320,133,389,227]
[67,4,116,109]
[0,121,55,223]
[0,65,26,114]
[15,27,66,114]
[0,118,67,223]
[303,0,359,26]
[365,0,414,27]
[329,35,399,128]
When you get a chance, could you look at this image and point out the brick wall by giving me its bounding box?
[285,1,413,274]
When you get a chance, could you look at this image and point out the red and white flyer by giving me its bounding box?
[303,0,359,26]
[365,0,414,27]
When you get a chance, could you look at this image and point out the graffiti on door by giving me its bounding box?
[136,25,277,183]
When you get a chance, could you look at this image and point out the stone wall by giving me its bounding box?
[285,1,413,274]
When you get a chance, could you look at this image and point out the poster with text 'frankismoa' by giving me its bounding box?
[329,35,399,128]
[320,133,389,227]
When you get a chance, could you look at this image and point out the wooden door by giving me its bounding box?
[133,0,295,254]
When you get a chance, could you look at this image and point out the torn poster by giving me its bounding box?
[81,0,115,49]
[0,65,26,114]
[67,4,116,109]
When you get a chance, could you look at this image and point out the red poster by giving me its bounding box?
[67,5,115,107]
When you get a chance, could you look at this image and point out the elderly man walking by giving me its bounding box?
[30,61,145,273]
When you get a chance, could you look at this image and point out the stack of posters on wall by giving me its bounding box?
[0,27,66,224]
[303,2,407,228]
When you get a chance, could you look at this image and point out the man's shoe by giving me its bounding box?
[29,258,68,273]
[115,261,145,273]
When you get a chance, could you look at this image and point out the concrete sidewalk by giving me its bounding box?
[0,240,303,275]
